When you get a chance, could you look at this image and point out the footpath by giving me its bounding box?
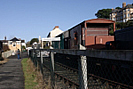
[0,52,28,89]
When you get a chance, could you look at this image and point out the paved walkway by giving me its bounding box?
[0,52,28,89]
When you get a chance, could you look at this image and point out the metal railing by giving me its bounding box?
[29,49,133,89]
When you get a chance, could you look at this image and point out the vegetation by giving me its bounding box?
[30,38,39,45]
[115,7,121,9]
[116,20,133,30]
[95,9,112,19]
[42,41,50,49]
[22,46,26,52]
[22,58,47,89]
[26,41,31,47]
[22,58,38,89]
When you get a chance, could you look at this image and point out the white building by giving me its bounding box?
[47,26,63,38]
[42,26,63,48]
[110,2,133,22]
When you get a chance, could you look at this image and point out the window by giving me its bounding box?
[74,32,78,45]
[124,14,126,18]
[9,42,12,45]
[128,14,130,17]
[17,42,20,45]
[12,43,16,47]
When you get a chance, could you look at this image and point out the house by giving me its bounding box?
[21,40,26,48]
[0,37,26,52]
[110,2,133,22]
[8,37,22,52]
[42,26,63,48]
[47,26,63,38]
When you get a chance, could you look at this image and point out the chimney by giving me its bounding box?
[122,2,126,8]
[4,36,6,40]
[53,26,59,30]
[39,36,41,44]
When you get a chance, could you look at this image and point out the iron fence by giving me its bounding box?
[29,49,133,89]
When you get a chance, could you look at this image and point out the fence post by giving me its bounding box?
[78,44,88,89]
[50,50,55,88]
[40,49,44,79]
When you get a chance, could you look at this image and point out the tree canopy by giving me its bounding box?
[30,38,39,45]
[115,7,121,9]
[95,9,112,19]
[115,20,133,30]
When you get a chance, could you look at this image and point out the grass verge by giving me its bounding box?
[22,58,38,89]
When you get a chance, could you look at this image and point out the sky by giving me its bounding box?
[0,0,132,42]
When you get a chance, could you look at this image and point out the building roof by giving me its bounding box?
[0,40,8,43]
[47,26,63,38]
[21,40,25,43]
[125,4,133,9]
[111,9,119,13]
[111,3,133,13]
[10,37,20,41]
[67,18,115,32]
[85,18,115,23]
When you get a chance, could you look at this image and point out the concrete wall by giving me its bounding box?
[32,49,133,61]
[2,50,14,58]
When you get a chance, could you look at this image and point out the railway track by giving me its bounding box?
[42,57,116,89]
[32,53,132,89]
[30,50,133,89]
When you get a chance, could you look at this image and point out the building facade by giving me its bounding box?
[47,26,63,38]
[0,37,25,52]
[8,37,22,52]
[53,18,115,49]
[110,2,133,22]
[42,26,63,48]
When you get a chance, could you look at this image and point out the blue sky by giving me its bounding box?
[0,0,132,42]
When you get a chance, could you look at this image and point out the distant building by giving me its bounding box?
[47,26,63,38]
[8,37,22,52]
[46,26,63,48]
[0,37,26,52]
[21,40,26,48]
[110,2,133,22]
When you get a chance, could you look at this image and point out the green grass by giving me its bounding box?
[22,58,38,89]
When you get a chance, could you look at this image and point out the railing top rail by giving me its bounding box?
[30,49,133,61]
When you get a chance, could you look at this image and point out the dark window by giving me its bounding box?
[74,32,78,45]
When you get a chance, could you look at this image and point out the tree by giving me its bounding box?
[115,7,121,9]
[26,41,31,47]
[30,38,39,45]
[125,20,133,27]
[95,9,112,19]
[22,46,26,51]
